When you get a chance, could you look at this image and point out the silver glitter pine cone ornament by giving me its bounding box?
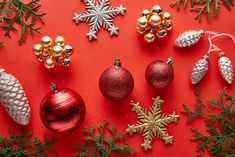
[0,68,30,125]
[218,52,233,84]
[175,30,204,47]
[191,55,209,84]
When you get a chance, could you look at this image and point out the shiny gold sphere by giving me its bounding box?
[163,12,172,22]
[33,44,42,56]
[136,26,145,34]
[55,36,65,46]
[157,29,167,38]
[41,36,52,47]
[165,22,172,30]
[64,45,73,56]
[36,56,43,62]
[141,9,150,17]
[44,58,55,69]
[144,33,155,43]
[152,5,162,14]
[149,14,161,27]
[61,57,71,67]
[53,45,63,57]
[137,17,148,28]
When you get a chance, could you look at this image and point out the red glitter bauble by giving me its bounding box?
[145,58,174,89]
[40,83,86,133]
[99,59,134,101]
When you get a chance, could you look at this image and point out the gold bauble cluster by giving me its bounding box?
[33,36,73,70]
[136,5,172,43]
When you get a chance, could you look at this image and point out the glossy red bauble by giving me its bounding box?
[99,59,134,101]
[40,84,86,133]
[145,58,174,89]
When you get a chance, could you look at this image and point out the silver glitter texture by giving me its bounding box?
[0,69,30,125]
[191,55,209,84]
[175,30,204,47]
[218,53,233,84]
[73,0,126,41]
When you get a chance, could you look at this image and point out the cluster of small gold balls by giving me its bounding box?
[33,36,73,70]
[136,5,172,43]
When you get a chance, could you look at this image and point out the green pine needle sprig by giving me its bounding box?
[0,129,57,157]
[75,120,135,157]
[170,0,234,22]
[0,0,46,45]
[182,88,235,157]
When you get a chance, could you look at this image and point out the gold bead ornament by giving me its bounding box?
[33,36,73,70]
[136,5,172,43]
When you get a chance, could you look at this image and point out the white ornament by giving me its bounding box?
[73,0,127,41]
[175,30,204,47]
[191,55,209,84]
[218,53,233,84]
[0,68,31,125]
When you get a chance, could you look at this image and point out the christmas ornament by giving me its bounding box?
[99,59,134,101]
[73,0,126,41]
[136,5,172,43]
[145,57,174,89]
[0,0,46,45]
[175,30,235,85]
[182,88,235,157]
[170,0,234,22]
[126,96,179,150]
[33,36,73,70]
[0,68,31,125]
[40,83,86,133]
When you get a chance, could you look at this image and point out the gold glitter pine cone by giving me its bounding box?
[33,36,74,70]
[136,5,172,43]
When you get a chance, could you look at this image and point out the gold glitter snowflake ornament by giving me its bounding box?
[126,96,179,150]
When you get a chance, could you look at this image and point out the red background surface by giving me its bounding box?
[0,0,235,156]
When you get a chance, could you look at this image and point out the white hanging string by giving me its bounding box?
[206,31,235,55]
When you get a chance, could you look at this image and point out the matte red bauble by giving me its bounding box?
[145,58,174,89]
[99,59,134,101]
[40,83,86,133]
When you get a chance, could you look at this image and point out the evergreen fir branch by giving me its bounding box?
[170,0,234,22]
[0,129,57,156]
[75,120,135,157]
[182,88,235,157]
[0,0,46,45]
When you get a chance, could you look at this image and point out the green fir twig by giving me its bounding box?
[0,129,57,156]
[75,120,135,157]
[182,88,235,157]
[0,0,46,45]
[170,0,234,22]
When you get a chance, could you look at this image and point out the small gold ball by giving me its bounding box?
[44,58,55,69]
[152,5,162,14]
[141,9,150,17]
[64,45,73,56]
[163,12,172,22]
[165,22,172,30]
[36,56,43,62]
[157,29,167,38]
[53,45,63,57]
[137,17,148,28]
[136,26,145,34]
[33,44,42,56]
[149,14,161,27]
[41,36,52,47]
[61,57,71,67]
[144,33,155,43]
[55,36,65,46]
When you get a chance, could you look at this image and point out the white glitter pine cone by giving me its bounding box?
[175,30,204,47]
[218,53,233,84]
[0,69,30,125]
[191,55,209,84]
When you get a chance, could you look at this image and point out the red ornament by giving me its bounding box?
[145,58,174,89]
[99,59,134,101]
[40,83,86,133]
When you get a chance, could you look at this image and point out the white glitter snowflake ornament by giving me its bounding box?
[73,0,127,41]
